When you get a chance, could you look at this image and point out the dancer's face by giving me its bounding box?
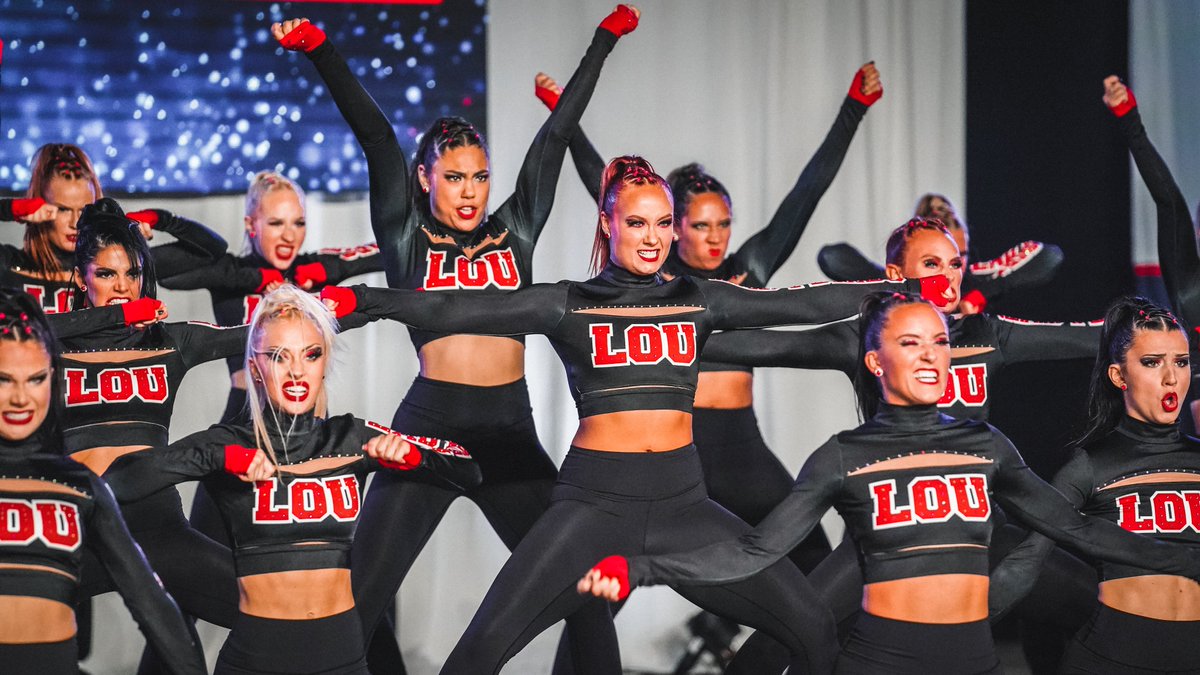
[674,192,732,272]
[1111,328,1190,425]
[867,303,951,407]
[41,176,95,253]
[886,229,963,314]
[246,190,306,270]
[78,245,143,309]
[0,340,53,443]
[251,317,327,416]
[420,146,490,233]
[604,183,675,276]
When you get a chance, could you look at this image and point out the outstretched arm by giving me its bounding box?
[992,314,1102,364]
[355,420,482,492]
[104,427,243,502]
[534,72,605,204]
[702,321,859,373]
[46,298,167,339]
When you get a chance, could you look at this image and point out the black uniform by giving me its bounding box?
[0,201,227,315]
[106,411,480,674]
[626,404,1200,674]
[0,434,204,675]
[303,26,627,666]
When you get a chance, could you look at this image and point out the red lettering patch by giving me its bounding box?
[869,474,990,530]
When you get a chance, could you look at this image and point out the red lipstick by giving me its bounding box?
[1162,392,1179,413]
[282,380,310,402]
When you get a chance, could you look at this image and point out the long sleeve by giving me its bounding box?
[567,127,605,204]
[311,244,385,284]
[348,282,568,337]
[817,243,885,282]
[738,98,870,284]
[699,277,921,331]
[702,321,859,373]
[629,438,843,587]
[166,322,249,370]
[45,305,126,339]
[988,448,1093,620]
[147,210,229,278]
[354,421,482,492]
[992,315,1102,364]
[966,241,1063,304]
[492,28,619,246]
[159,254,266,292]
[85,476,207,675]
[991,432,1200,580]
[1118,107,1200,331]
[105,429,231,503]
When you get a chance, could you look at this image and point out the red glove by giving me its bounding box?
[1107,86,1137,118]
[224,445,259,475]
[919,275,951,308]
[126,210,160,228]
[293,262,328,289]
[591,556,631,601]
[319,286,357,318]
[279,21,327,53]
[599,5,639,37]
[256,268,285,293]
[535,81,560,111]
[377,442,422,471]
[961,289,987,313]
[121,298,163,326]
[848,65,882,107]
[11,198,47,219]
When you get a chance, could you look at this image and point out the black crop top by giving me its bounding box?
[704,311,1101,420]
[0,436,204,673]
[626,404,1200,589]
[303,27,620,352]
[105,412,480,577]
[991,416,1200,617]
[344,268,924,417]
[159,246,382,373]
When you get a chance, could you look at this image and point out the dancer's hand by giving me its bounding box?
[1102,75,1136,117]
[11,198,57,224]
[577,556,631,601]
[849,61,883,106]
[534,72,563,111]
[599,5,640,37]
[365,433,420,470]
[272,18,326,53]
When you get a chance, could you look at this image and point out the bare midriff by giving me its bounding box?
[862,574,989,624]
[573,410,693,453]
[693,371,754,410]
[419,336,525,386]
[238,568,354,620]
[0,596,75,643]
[70,444,150,476]
[1099,576,1200,621]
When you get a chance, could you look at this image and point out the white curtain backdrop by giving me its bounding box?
[3,1,964,672]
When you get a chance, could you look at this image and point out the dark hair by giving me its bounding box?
[592,156,673,273]
[853,291,941,420]
[0,289,65,449]
[1077,297,1185,447]
[666,162,731,227]
[25,143,103,274]
[410,117,488,221]
[72,198,157,309]
[884,217,953,267]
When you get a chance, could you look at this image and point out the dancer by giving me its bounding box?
[322,155,950,672]
[105,286,479,674]
[579,291,1200,674]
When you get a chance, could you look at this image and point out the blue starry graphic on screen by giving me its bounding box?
[0,0,486,194]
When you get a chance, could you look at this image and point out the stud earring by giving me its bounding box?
[873,368,883,377]
[1119,383,1127,391]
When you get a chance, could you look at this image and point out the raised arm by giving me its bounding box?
[534,72,605,204]
[737,64,880,284]
[817,242,886,281]
[965,241,1064,310]
[992,314,1102,364]
[703,321,859,373]
[85,476,207,675]
[130,209,228,277]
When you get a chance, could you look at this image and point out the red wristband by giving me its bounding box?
[319,286,357,318]
[377,441,422,471]
[121,298,162,325]
[598,5,638,37]
[535,82,561,111]
[126,210,160,229]
[919,275,951,308]
[592,555,631,601]
[293,262,328,288]
[1108,88,1137,118]
[279,21,327,53]
[848,66,882,107]
[11,198,46,219]
[224,445,258,475]
[961,289,987,313]
[256,268,285,293]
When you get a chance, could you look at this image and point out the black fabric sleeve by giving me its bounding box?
[700,277,920,330]
[45,305,126,340]
[988,447,1093,620]
[146,210,229,278]
[737,98,870,284]
[305,41,412,285]
[84,475,207,675]
[0,198,17,222]
[966,242,1064,304]
[157,254,265,293]
[567,127,605,204]
[629,437,843,587]
[992,314,1102,364]
[816,243,885,282]
[312,244,385,284]
[492,28,619,246]
[104,429,232,503]
[348,282,568,336]
[166,322,249,370]
[991,431,1200,580]
[353,419,482,492]
[702,321,859,373]
[1118,107,1200,331]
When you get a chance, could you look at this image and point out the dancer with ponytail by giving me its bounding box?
[0,288,204,675]
[322,156,952,673]
[580,291,1200,674]
[105,286,479,674]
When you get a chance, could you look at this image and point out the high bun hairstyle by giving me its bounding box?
[1078,297,1186,447]
[666,163,731,227]
[853,291,943,420]
[243,170,307,254]
[24,143,103,274]
[411,117,489,219]
[884,217,953,267]
[0,289,65,448]
[72,198,157,309]
[592,155,672,273]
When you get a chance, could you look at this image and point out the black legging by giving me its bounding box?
[441,445,837,674]
[0,637,77,675]
[836,613,1000,674]
[216,608,368,674]
[1060,605,1200,674]
[351,376,619,673]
